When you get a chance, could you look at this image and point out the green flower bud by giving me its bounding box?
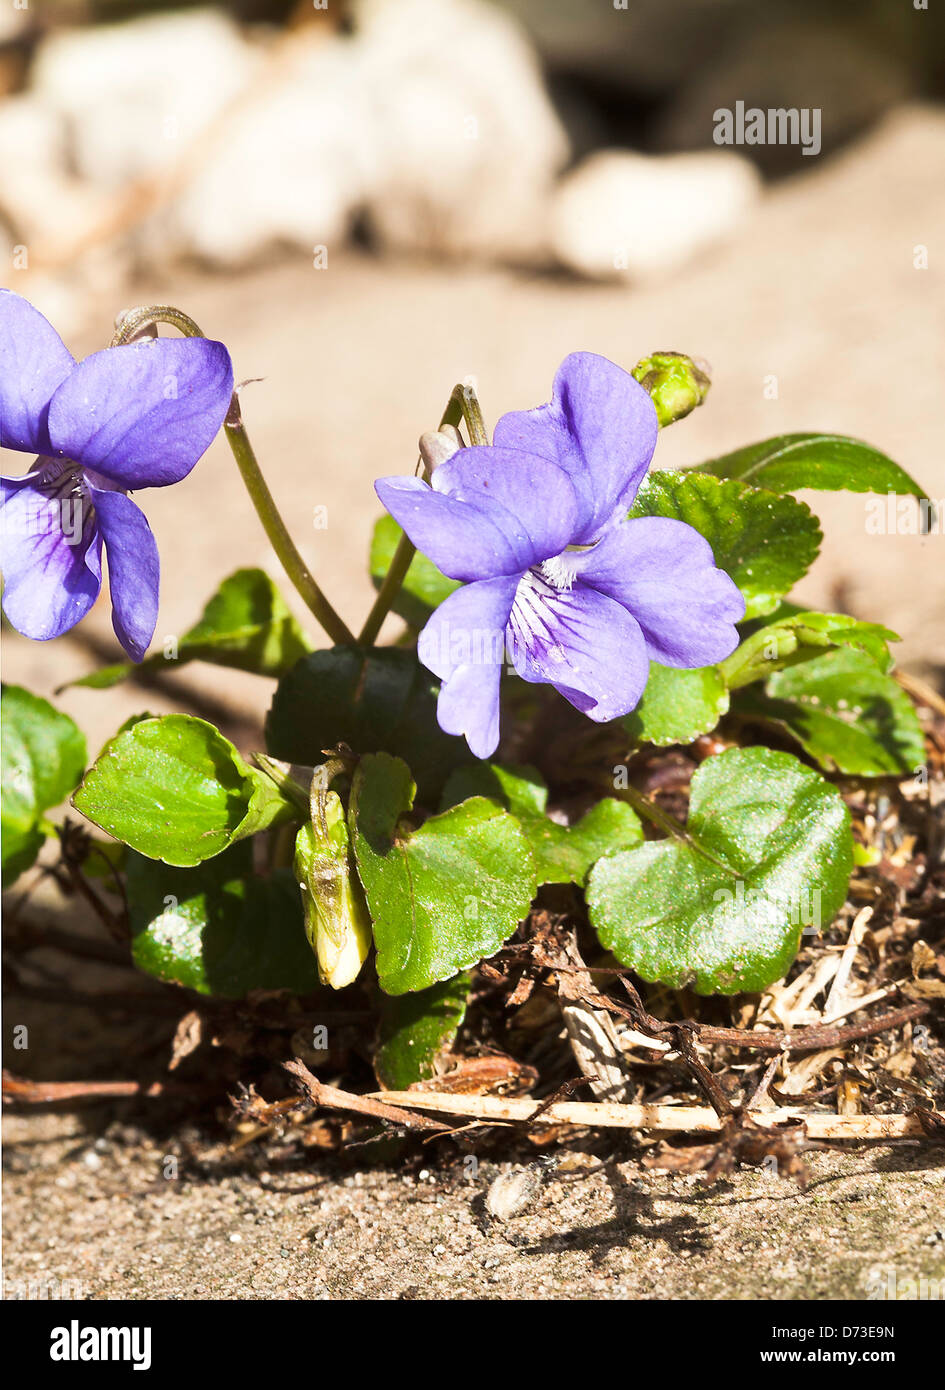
[294,790,372,990]
[632,351,711,428]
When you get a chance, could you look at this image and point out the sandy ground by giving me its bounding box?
[3,1111,944,1301]
[3,104,945,1302]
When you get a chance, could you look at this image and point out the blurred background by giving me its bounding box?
[2,0,944,756]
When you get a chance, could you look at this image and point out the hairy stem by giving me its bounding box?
[224,397,354,644]
[111,305,354,646]
[357,382,486,646]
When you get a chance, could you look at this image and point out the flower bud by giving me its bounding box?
[632,351,711,427]
[294,791,372,990]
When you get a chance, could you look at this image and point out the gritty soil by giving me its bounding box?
[4,1110,944,1301]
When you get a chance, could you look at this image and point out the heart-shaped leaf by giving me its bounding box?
[736,648,925,776]
[65,568,311,690]
[266,646,472,804]
[441,762,642,885]
[73,715,293,866]
[127,843,319,997]
[628,470,821,619]
[623,663,730,747]
[350,752,536,994]
[1,685,86,886]
[694,433,927,504]
[374,974,471,1089]
[370,515,460,628]
[587,747,853,995]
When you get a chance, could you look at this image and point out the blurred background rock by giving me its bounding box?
[5,0,943,298]
[1,0,943,753]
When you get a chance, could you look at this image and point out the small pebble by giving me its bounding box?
[485,1166,541,1222]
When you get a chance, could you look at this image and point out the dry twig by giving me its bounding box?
[367,1090,936,1141]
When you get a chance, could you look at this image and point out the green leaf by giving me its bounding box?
[370,515,460,628]
[623,663,730,746]
[2,819,44,889]
[722,609,899,689]
[65,569,312,689]
[375,974,471,1090]
[587,747,853,996]
[350,752,536,995]
[266,646,473,805]
[528,800,645,887]
[694,433,928,506]
[628,471,821,619]
[440,762,547,818]
[1,685,86,886]
[127,843,319,997]
[736,648,925,777]
[441,762,642,886]
[73,715,293,866]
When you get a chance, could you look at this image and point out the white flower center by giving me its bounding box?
[508,564,570,669]
[537,553,577,591]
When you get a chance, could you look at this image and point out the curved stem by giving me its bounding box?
[457,382,488,447]
[112,305,206,345]
[111,305,355,647]
[357,382,487,646]
[224,397,355,645]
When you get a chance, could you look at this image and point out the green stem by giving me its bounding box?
[224,398,355,645]
[357,382,486,646]
[111,306,355,647]
[269,820,297,871]
[617,783,689,839]
[617,783,736,876]
[358,526,420,649]
[456,381,488,447]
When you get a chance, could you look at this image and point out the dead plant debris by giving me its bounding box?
[4,700,943,1192]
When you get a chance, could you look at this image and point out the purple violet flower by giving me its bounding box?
[0,289,233,660]
[376,352,745,758]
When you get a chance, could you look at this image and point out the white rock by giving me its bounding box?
[31,9,258,190]
[485,1166,541,1222]
[14,0,567,271]
[0,94,68,234]
[0,93,104,263]
[551,148,761,281]
[355,0,568,262]
[27,10,373,268]
[172,33,375,267]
